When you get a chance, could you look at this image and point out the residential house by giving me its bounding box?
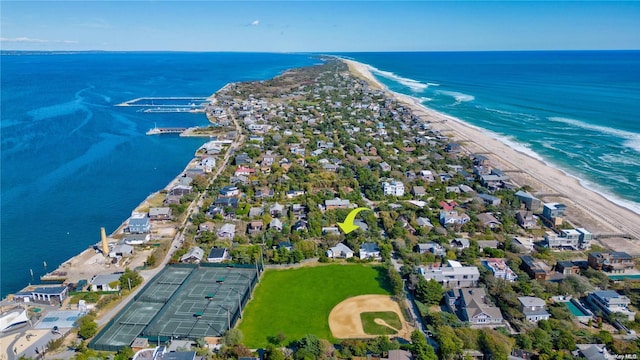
[518,297,551,322]
[476,193,501,206]
[587,252,634,273]
[449,238,470,250]
[477,240,499,251]
[322,227,340,235]
[248,207,264,218]
[359,242,381,260]
[169,185,192,196]
[219,186,240,197]
[269,218,283,231]
[217,223,236,239]
[200,157,217,173]
[327,243,354,259]
[234,166,255,177]
[234,153,252,165]
[439,210,471,227]
[149,207,173,221]
[90,273,122,292]
[128,215,150,234]
[109,244,134,258]
[477,212,501,229]
[380,162,392,172]
[198,221,216,232]
[387,350,412,360]
[575,228,593,249]
[383,180,405,196]
[124,233,151,245]
[180,246,205,263]
[415,242,446,257]
[573,344,612,360]
[520,255,551,280]
[416,217,434,231]
[542,202,567,220]
[270,202,285,217]
[555,261,581,275]
[291,204,307,219]
[247,220,264,235]
[418,260,480,288]
[586,290,636,321]
[515,190,542,211]
[412,186,426,197]
[325,198,350,210]
[512,236,534,253]
[278,242,293,252]
[207,248,229,263]
[516,210,537,229]
[286,190,305,199]
[446,287,503,325]
[419,170,435,182]
[482,258,518,282]
[214,197,239,209]
[254,188,274,200]
[292,220,308,232]
[446,143,462,153]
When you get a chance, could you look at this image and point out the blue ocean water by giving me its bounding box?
[0,52,318,297]
[339,51,640,214]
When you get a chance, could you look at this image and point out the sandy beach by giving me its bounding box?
[342,59,640,252]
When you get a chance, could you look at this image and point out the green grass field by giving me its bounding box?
[360,311,402,335]
[238,264,391,347]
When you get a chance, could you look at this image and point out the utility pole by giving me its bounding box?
[128,278,131,291]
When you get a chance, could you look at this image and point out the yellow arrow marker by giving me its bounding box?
[337,207,371,234]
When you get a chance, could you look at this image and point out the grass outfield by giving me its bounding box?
[360,311,401,335]
[238,264,391,347]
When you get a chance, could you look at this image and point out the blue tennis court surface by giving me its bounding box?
[35,310,82,329]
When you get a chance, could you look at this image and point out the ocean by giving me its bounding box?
[0,52,318,297]
[2,51,639,297]
[339,51,640,214]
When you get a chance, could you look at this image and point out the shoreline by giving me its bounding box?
[342,58,640,244]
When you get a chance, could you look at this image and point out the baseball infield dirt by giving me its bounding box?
[328,295,413,339]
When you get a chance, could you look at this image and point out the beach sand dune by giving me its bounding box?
[342,59,640,249]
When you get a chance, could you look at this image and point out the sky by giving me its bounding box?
[1,1,639,52]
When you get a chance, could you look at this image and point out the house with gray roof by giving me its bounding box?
[91,273,122,292]
[586,290,636,321]
[180,246,204,264]
[327,243,354,259]
[269,218,283,231]
[518,296,550,322]
[449,238,470,250]
[128,216,150,234]
[359,242,381,260]
[415,242,446,257]
[446,287,503,326]
[325,197,350,210]
[572,344,611,360]
[515,190,542,211]
[217,223,236,239]
[149,207,173,221]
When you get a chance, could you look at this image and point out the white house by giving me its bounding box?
[217,223,236,239]
[359,242,381,260]
[207,248,229,263]
[518,296,551,322]
[91,273,122,292]
[327,243,354,259]
[383,180,405,196]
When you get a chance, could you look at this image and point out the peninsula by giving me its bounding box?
[2,57,639,360]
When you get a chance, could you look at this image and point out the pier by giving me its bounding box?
[146,127,187,135]
[116,96,210,107]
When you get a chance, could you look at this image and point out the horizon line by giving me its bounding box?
[2,49,640,54]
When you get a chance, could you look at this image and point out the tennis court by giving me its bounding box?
[35,310,83,330]
[89,263,261,351]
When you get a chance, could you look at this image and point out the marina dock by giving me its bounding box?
[146,127,187,135]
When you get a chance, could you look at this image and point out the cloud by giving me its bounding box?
[1,37,77,44]
[251,20,260,26]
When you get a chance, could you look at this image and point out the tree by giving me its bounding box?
[411,330,437,360]
[265,344,285,360]
[415,278,443,306]
[297,334,321,358]
[119,268,143,290]
[479,329,512,360]
[222,328,244,347]
[437,326,463,360]
[114,346,134,360]
[77,314,98,339]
